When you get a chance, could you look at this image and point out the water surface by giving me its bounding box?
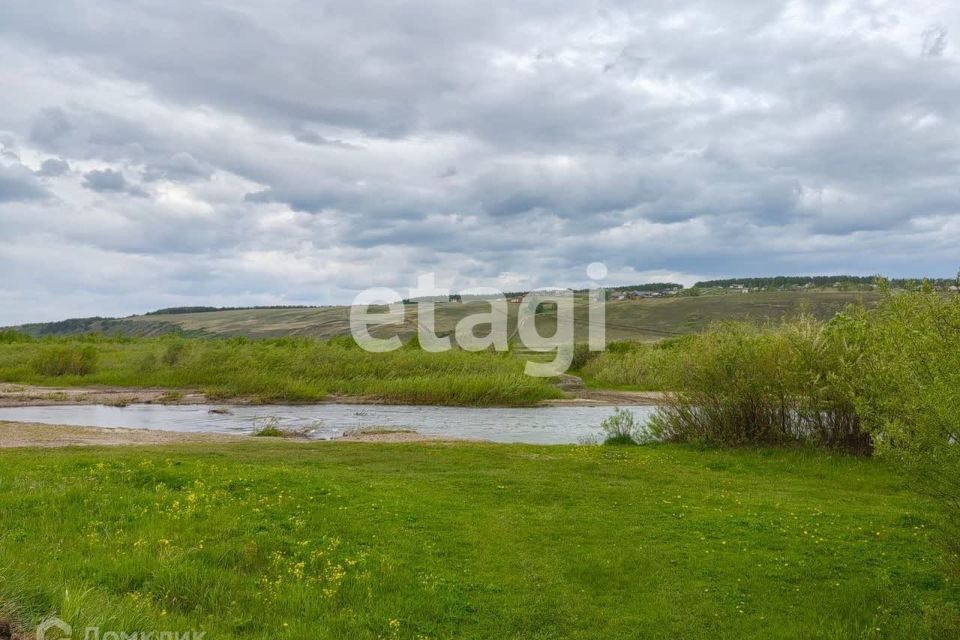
[0,403,657,445]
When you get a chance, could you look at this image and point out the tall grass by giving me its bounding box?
[579,336,695,390]
[0,335,562,406]
[30,344,99,376]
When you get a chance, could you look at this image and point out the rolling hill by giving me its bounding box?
[12,289,882,343]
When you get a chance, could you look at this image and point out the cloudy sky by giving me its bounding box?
[1,0,959,324]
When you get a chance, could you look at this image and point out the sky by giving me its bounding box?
[1,0,959,325]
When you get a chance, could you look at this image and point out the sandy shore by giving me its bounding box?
[0,421,476,448]
[0,383,213,408]
[0,383,666,409]
[0,420,245,448]
[0,420,477,448]
[540,389,667,406]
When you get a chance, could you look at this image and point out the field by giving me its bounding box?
[0,440,956,639]
[16,290,882,342]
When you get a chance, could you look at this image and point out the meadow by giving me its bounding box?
[0,441,957,639]
[1,288,959,638]
[0,333,562,406]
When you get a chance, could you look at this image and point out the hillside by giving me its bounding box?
[12,289,882,342]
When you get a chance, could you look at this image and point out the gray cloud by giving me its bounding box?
[37,158,70,176]
[82,168,147,196]
[0,0,959,324]
[923,26,948,57]
[0,161,50,202]
[29,107,72,145]
[142,152,212,182]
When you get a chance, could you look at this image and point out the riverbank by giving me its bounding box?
[0,383,666,408]
[0,420,245,448]
[0,440,955,639]
[0,402,658,445]
[0,336,564,406]
[0,420,475,447]
[0,383,212,407]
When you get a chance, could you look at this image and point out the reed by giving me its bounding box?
[0,335,562,406]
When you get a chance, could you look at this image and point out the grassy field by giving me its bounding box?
[0,336,562,406]
[16,290,882,342]
[0,441,955,639]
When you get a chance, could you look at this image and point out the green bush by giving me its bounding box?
[648,318,868,452]
[839,291,960,575]
[599,407,645,445]
[30,345,99,377]
[643,289,960,576]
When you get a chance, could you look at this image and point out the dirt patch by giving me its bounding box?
[0,385,478,409]
[0,420,243,448]
[0,383,214,408]
[0,421,476,448]
[0,381,667,416]
[541,389,667,406]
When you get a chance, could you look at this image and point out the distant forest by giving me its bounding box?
[694,275,959,289]
[145,305,320,315]
[601,282,684,293]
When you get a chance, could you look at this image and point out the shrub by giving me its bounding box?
[252,424,286,437]
[841,290,960,575]
[600,407,645,445]
[30,345,99,377]
[252,417,315,438]
[648,318,869,452]
[643,290,959,573]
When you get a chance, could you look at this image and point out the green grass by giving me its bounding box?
[0,441,956,639]
[580,336,695,390]
[0,336,562,406]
